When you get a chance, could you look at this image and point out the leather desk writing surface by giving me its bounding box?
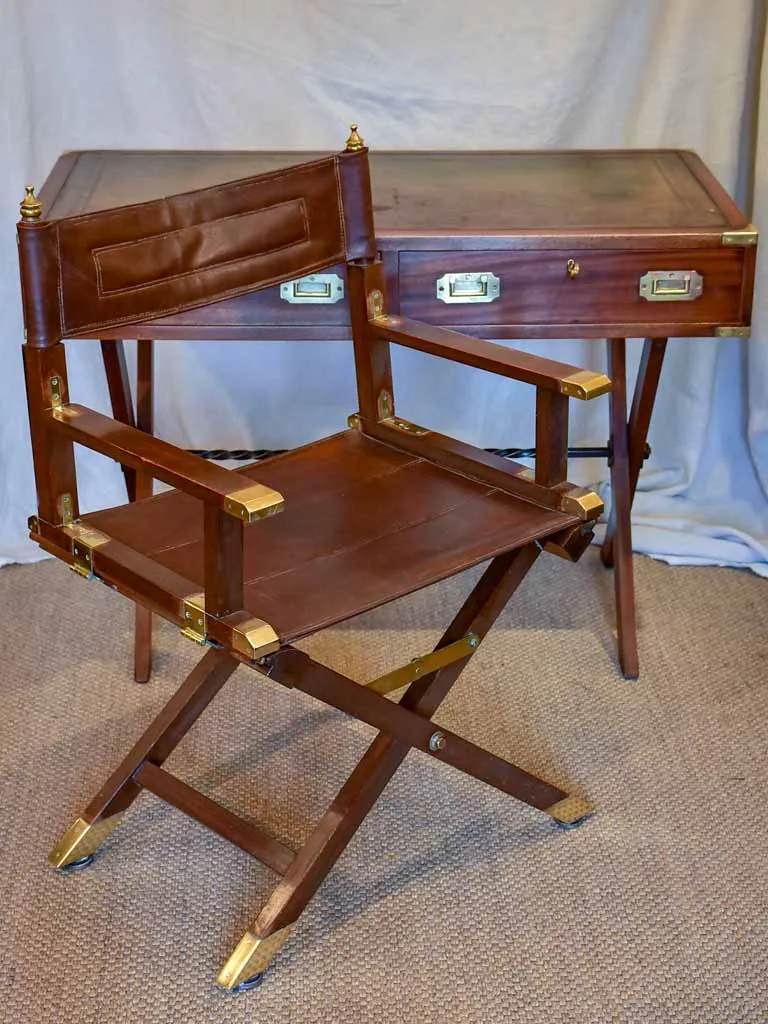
[41,149,755,341]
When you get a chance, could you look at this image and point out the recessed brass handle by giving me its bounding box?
[436,271,500,304]
[566,259,580,279]
[280,273,344,304]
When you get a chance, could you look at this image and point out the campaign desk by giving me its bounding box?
[37,149,757,678]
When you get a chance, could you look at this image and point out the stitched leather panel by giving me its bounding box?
[94,198,308,294]
[56,155,348,336]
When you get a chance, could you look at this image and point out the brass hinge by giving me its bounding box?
[715,325,751,338]
[347,411,429,437]
[181,594,207,644]
[60,493,75,526]
[721,224,758,246]
[365,633,480,696]
[367,289,385,320]
[49,375,63,410]
[381,416,431,437]
[377,389,393,419]
[63,523,110,579]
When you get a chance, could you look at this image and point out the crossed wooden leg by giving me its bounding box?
[49,544,594,991]
[600,338,667,680]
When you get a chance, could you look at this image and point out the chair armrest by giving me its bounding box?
[370,315,610,400]
[50,404,283,522]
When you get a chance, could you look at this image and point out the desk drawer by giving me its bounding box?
[398,249,747,329]
[147,264,351,335]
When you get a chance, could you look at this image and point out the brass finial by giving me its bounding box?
[345,124,365,152]
[20,185,42,221]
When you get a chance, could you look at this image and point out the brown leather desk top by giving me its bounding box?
[43,149,742,235]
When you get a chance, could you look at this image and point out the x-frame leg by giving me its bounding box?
[600,337,668,680]
[49,544,593,991]
[219,544,593,989]
[49,648,240,868]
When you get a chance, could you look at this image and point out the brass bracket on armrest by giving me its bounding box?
[559,370,612,401]
[224,484,284,524]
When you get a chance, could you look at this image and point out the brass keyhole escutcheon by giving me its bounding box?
[566,258,581,279]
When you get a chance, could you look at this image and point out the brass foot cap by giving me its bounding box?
[543,796,596,829]
[48,814,123,869]
[217,925,293,991]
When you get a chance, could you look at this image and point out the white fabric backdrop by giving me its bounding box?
[2,0,767,572]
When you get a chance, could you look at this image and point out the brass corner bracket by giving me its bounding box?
[181,593,206,644]
[231,617,280,661]
[63,522,110,578]
[721,224,758,246]
[560,490,604,521]
[715,325,751,338]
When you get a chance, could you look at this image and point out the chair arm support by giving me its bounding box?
[49,404,284,522]
[370,315,611,399]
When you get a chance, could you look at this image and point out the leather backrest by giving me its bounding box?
[18,149,375,345]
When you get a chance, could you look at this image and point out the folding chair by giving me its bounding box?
[19,126,610,991]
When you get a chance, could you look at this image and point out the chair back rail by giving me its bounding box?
[18,150,375,346]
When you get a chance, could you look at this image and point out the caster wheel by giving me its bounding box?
[231,972,265,994]
[59,854,95,873]
[554,813,592,832]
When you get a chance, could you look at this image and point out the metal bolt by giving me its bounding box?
[428,730,446,753]
[468,635,479,648]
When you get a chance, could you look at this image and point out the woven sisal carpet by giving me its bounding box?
[0,551,765,1024]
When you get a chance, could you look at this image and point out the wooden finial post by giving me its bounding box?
[20,185,42,221]
[344,124,365,152]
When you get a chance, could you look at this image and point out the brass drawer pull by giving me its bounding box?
[436,271,500,304]
[280,273,344,304]
[566,259,580,279]
[639,270,703,302]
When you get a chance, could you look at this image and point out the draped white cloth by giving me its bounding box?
[2,0,767,573]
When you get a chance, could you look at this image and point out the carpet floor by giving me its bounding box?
[0,551,765,1024]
